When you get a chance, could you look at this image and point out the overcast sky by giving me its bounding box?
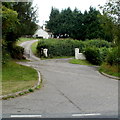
[32,0,107,26]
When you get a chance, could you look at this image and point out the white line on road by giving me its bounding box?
[11,115,42,118]
[72,113,101,117]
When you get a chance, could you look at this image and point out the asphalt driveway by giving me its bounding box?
[2,40,118,118]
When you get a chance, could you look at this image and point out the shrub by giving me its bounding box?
[36,39,112,62]
[99,47,110,62]
[37,39,85,58]
[2,41,11,64]
[84,47,102,65]
[84,39,112,48]
[106,47,120,66]
[2,48,11,64]
[10,46,25,59]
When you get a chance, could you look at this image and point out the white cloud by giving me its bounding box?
[32,0,107,26]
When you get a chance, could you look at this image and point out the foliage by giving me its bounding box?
[37,39,85,57]
[99,0,120,45]
[46,7,109,41]
[2,6,19,41]
[2,2,38,36]
[99,47,110,62]
[2,44,11,64]
[2,2,38,61]
[106,47,120,66]
[10,46,25,60]
[98,14,115,42]
[84,39,112,48]
[84,47,102,65]
[36,39,112,60]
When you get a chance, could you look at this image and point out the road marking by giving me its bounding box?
[11,115,42,118]
[72,113,101,117]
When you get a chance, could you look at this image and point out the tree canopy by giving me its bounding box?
[2,2,38,61]
[46,7,108,41]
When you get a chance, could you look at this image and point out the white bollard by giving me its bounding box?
[43,49,48,57]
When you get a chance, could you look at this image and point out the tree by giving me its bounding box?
[99,0,120,44]
[46,7,60,37]
[83,7,104,40]
[70,8,85,40]
[47,7,107,40]
[2,2,38,60]
[2,2,38,36]
[2,5,20,47]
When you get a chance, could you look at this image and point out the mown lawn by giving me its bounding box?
[2,61,38,95]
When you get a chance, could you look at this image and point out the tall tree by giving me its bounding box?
[83,7,103,40]
[46,7,60,37]
[2,2,38,36]
[99,0,120,44]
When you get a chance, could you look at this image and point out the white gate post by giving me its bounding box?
[75,48,79,59]
[43,49,48,57]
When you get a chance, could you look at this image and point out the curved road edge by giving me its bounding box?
[0,67,42,100]
[99,71,120,80]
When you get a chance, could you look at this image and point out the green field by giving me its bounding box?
[2,61,38,95]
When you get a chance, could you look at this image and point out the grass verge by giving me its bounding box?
[31,41,38,55]
[69,59,94,66]
[2,61,38,95]
[99,63,119,77]
[41,56,73,60]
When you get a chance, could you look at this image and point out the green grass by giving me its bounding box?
[99,63,120,77]
[2,61,38,95]
[69,59,94,66]
[31,41,38,55]
[41,56,73,60]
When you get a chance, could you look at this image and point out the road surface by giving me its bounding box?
[2,40,118,118]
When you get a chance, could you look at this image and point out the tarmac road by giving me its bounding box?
[2,40,118,118]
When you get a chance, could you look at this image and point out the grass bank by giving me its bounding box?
[31,41,38,55]
[99,63,119,77]
[2,61,38,95]
[69,59,94,66]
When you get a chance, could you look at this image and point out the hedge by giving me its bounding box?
[36,39,112,59]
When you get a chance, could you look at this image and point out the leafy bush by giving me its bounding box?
[2,41,11,64]
[10,46,25,59]
[99,47,110,62]
[84,47,102,65]
[106,47,120,65]
[2,47,11,64]
[37,39,85,57]
[36,39,112,62]
[84,39,112,48]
